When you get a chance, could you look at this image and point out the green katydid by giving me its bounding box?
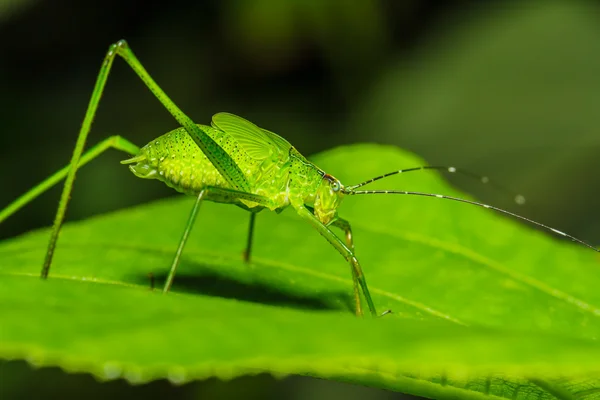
[2,40,598,317]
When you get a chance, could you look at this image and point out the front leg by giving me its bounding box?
[330,217,362,317]
[304,206,362,316]
[296,205,377,317]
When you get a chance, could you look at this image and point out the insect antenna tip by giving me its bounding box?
[515,194,526,205]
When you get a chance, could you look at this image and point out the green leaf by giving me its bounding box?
[1,144,600,399]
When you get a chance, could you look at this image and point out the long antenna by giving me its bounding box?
[344,189,598,252]
[346,166,526,205]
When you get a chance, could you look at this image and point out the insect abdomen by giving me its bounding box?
[124,126,250,195]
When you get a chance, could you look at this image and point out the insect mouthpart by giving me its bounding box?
[314,174,345,225]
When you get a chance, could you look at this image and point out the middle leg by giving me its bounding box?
[243,212,257,263]
[163,188,272,293]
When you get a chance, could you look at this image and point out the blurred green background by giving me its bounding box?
[1,0,600,398]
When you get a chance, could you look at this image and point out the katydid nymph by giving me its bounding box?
[2,40,598,318]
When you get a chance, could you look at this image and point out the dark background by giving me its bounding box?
[1,0,600,398]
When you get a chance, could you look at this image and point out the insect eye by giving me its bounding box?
[331,181,340,192]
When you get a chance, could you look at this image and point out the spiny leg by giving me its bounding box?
[43,40,250,279]
[243,212,257,263]
[0,136,139,225]
[295,205,377,317]
[330,217,362,317]
[163,187,272,293]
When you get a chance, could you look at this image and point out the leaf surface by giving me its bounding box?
[1,144,600,399]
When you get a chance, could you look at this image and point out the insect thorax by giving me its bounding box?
[286,147,326,208]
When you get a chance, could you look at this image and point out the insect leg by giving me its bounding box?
[0,136,139,225]
[243,212,257,263]
[163,190,206,293]
[329,218,362,317]
[44,40,250,279]
[331,219,392,317]
[163,188,271,293]
[304,207,361,314]
[295,206,377,317]
[105,41,250,192]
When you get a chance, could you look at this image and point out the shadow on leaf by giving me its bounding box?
[129,265,354,314]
